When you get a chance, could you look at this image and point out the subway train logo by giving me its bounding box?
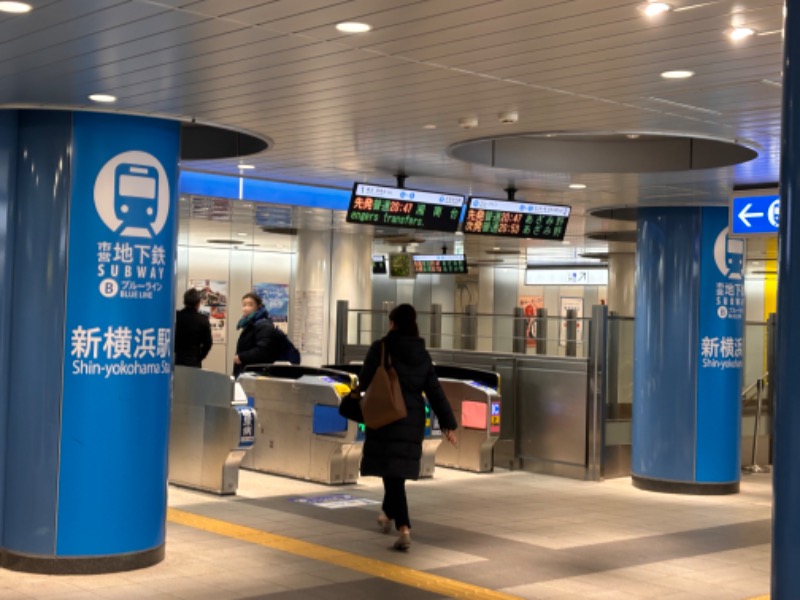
[94,151,171,238]
[713,226,743,281]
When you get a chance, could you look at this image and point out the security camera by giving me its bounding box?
[459,116,479,129]
[499,110,519,124]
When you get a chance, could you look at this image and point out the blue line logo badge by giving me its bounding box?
[94,151,170,238]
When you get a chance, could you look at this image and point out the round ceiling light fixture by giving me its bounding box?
[661,70,694,79]
[727,26,755,41]
[0,2,32,13]
[336,22,371,33]
[423,124,437,129]
[639,2,672,17]
[569,183,587,189]
[88,93,117,103]
[237,164,255,170]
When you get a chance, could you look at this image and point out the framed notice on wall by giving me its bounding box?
[253,283,289,333]
[559,296,584,347]
[519,296,544,347]
[190,279,228,343]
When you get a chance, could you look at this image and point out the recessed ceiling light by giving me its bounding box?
[639,2,672,17]
[423,124,437,129]
[493,247,501,251]
[0,2,32,13]
[626,134,641,139]
[569,183,587,189]
[88,93,117,103]
[336,22,371,33]
[237,232,248,237]
[661,70,694,79]
[237,164,255,170]
[727,26,755,41]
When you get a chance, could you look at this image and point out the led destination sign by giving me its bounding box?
[413,254,467,274]
[464,197,570,241]
[347,183,465,232]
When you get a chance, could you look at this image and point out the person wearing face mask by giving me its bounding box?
[233,292,281,376]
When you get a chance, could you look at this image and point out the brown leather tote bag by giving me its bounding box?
[360,341,407,429]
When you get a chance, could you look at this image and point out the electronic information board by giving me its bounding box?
[464,197,570,240]
[413,254,467,274]
[347,183,465,232]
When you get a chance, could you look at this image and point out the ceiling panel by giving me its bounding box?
[0,0,786,250]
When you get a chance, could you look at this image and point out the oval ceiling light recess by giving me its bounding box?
[0,2,32,13]
[639,2,672,17]
[727,26,755,41]
[569,183,587,189]
[336,22,371,33]
[88,93,117,103]
[661,70,694,79]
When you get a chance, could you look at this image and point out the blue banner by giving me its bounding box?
[57,113,180,555]
[695,207,744,483]
[730,193,780,236]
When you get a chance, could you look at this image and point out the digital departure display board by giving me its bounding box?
[372,255,387,275]
[414,254,467,274]
[464,197,571,241]
[347,183,465,232]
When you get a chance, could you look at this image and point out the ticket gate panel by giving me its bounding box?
[170,366,255,495]
[436,378,501,473]
[238,368,362,484]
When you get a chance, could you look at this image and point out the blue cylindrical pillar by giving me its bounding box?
[0,110,180,573]
[632,206,744,494]
[773,1,800,595]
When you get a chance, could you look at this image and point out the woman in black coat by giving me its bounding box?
[233,292,281,376]
[358,304,458,550]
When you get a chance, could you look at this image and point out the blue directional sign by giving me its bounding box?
[730,193,780,236]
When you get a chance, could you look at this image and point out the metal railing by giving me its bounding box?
[742,373,771,474]
[344,304,590,359]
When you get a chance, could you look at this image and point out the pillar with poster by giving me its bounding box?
[518,296,544,348]
[560,297,584,347]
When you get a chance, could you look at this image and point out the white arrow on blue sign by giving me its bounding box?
[730,194,780,236]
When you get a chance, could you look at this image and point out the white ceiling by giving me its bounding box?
[1,0,785,258]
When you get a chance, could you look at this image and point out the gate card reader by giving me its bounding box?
[170,366,257,495]
[238,365,362,484]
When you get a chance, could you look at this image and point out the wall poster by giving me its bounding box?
[518,296,544,347]
[190,279,228,343]
[559,296,584,347]
[254,282,290,333]
[292,290,325,355]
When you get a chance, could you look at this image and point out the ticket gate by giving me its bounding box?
[434,366,502,473]
[170,366,257,495]
[237,365,362,485]
[323,363,442,478]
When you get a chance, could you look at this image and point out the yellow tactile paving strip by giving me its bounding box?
[168,507,523,600]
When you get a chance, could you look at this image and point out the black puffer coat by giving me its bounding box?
[358,331,457,480]
[234,310,281,376]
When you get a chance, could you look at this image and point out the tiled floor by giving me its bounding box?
[0,468,772,599]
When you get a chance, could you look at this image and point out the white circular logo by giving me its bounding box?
[99,278,119,298]
[713,226,744,281]
[717,306,728,319]
[94,151,170,238]
[768,199,780,228]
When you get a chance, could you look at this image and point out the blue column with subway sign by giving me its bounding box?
[632,206,743,493]
[0,110,179,572]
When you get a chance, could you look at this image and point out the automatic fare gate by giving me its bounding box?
[237,365,362,485]
[324,363,442,478]
[170,366,257,495]
[434,366,502,473]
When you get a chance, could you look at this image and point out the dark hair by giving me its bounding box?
[389,304,419,337]
[242,292,263,307]
[183,288,202,307]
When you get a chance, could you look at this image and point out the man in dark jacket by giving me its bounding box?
[233,292,282,376]
[174,288,213,368]
[357,304,458,551]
